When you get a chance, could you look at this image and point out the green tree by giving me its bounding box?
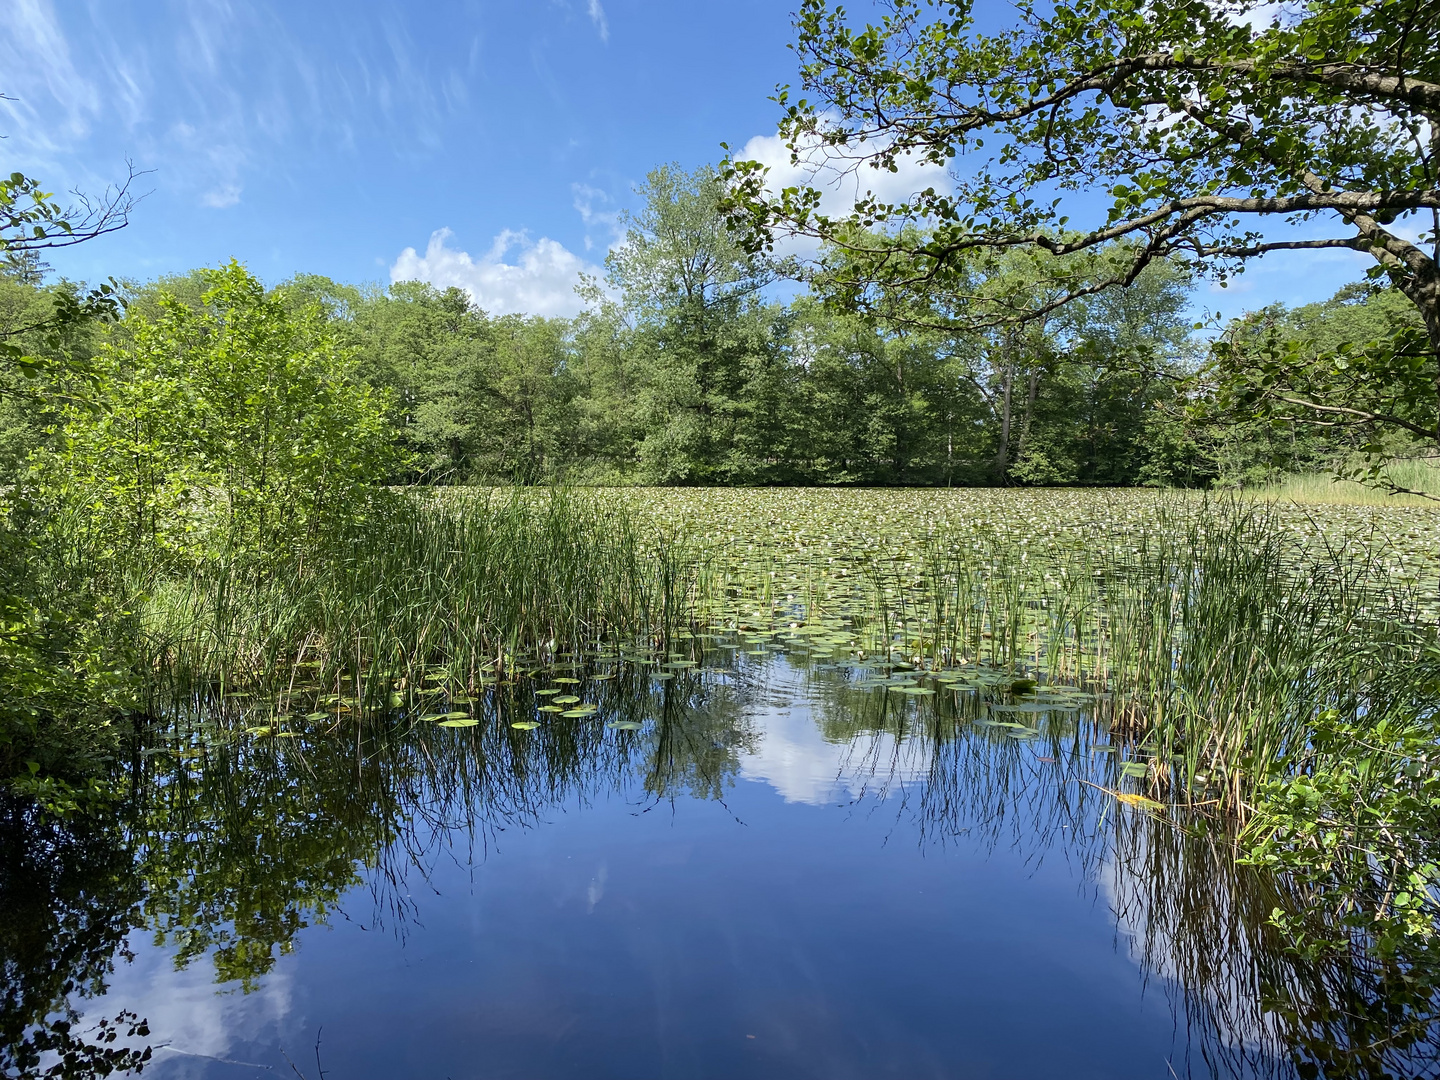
[727,0,1440,457]
[603,164,789,484]
[45,262,399,567]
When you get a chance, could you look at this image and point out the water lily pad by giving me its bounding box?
[439,718,480,728]
[511,721,540,731]
[535,688,561,696]
[538,705,564,713]
[607,720,642,731]
[554,695,581,705]
[895,686,935,695]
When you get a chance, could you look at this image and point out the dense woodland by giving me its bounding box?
[0,165,1425,495]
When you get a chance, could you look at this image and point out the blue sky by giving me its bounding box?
[1,0,1372,321]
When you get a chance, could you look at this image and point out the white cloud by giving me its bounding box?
[739,704,931,806]
[733,122,953,257]
[201,183,241,208]
[390,227,600,317]
[81,932,296,1069]
[586,0,609,42]
[735,125,952,219]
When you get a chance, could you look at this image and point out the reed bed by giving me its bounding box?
[134,489,706,715]
[127,485,1440,821]
[657,491,1439,815]
[1254,458,1440,506]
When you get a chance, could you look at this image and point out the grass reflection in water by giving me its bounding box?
[5,640,1437,1078]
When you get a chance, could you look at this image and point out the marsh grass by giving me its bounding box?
[134,489,706,716]
[1256,458,1440,506]
[129,485,1438,823]
[675,491,1435,817]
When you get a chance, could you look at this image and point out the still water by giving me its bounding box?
[0,651,1403,1078]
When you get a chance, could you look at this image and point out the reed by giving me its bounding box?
[1255,458,1440,506]
[126,485,1436,820]
[133,489,705,714]
[800,497,1437,814]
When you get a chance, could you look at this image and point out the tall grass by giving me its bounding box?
[133,489,705,714]
[1256,458,1440,505]
[126,485,1436,819]
[823,497,1436,814]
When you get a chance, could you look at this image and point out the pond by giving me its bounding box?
[5,636,1419,1080]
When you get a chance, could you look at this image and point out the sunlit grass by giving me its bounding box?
[1252,458,1440,506]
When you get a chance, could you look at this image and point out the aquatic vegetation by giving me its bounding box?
[124,484,1440,1013]
[141,486,1440,818]
[135,488,706,714]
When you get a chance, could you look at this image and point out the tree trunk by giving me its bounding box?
[1014,365,1042,464]
[993,333,1015,482]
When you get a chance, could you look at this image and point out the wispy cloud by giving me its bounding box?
[586,0,609,42]
[0,0,100,152]
[572,182,622,251]
[390,228,600,317]
[0,1,480,211]
[201,184,241,209]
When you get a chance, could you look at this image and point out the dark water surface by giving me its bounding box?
[2,652,1391,1078]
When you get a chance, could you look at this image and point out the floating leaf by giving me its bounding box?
[606,720,642,731]
[1114,792,1165,811]
[439,718,480,728]
[554,695,581,705]
[511,721,540,731]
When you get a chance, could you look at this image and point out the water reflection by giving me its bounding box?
[3,648,1437,1078]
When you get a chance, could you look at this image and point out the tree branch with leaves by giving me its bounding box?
[724,0,1440,456]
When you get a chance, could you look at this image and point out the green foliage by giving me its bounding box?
[39,261,400,568]
[726,0,1440,470]
[1204,283,1436,492]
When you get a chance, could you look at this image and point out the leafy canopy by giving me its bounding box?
[726,0,1439,349]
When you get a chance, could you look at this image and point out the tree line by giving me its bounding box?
[1,164,1422,494]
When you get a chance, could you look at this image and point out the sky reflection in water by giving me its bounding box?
[66,656,1295,1079]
